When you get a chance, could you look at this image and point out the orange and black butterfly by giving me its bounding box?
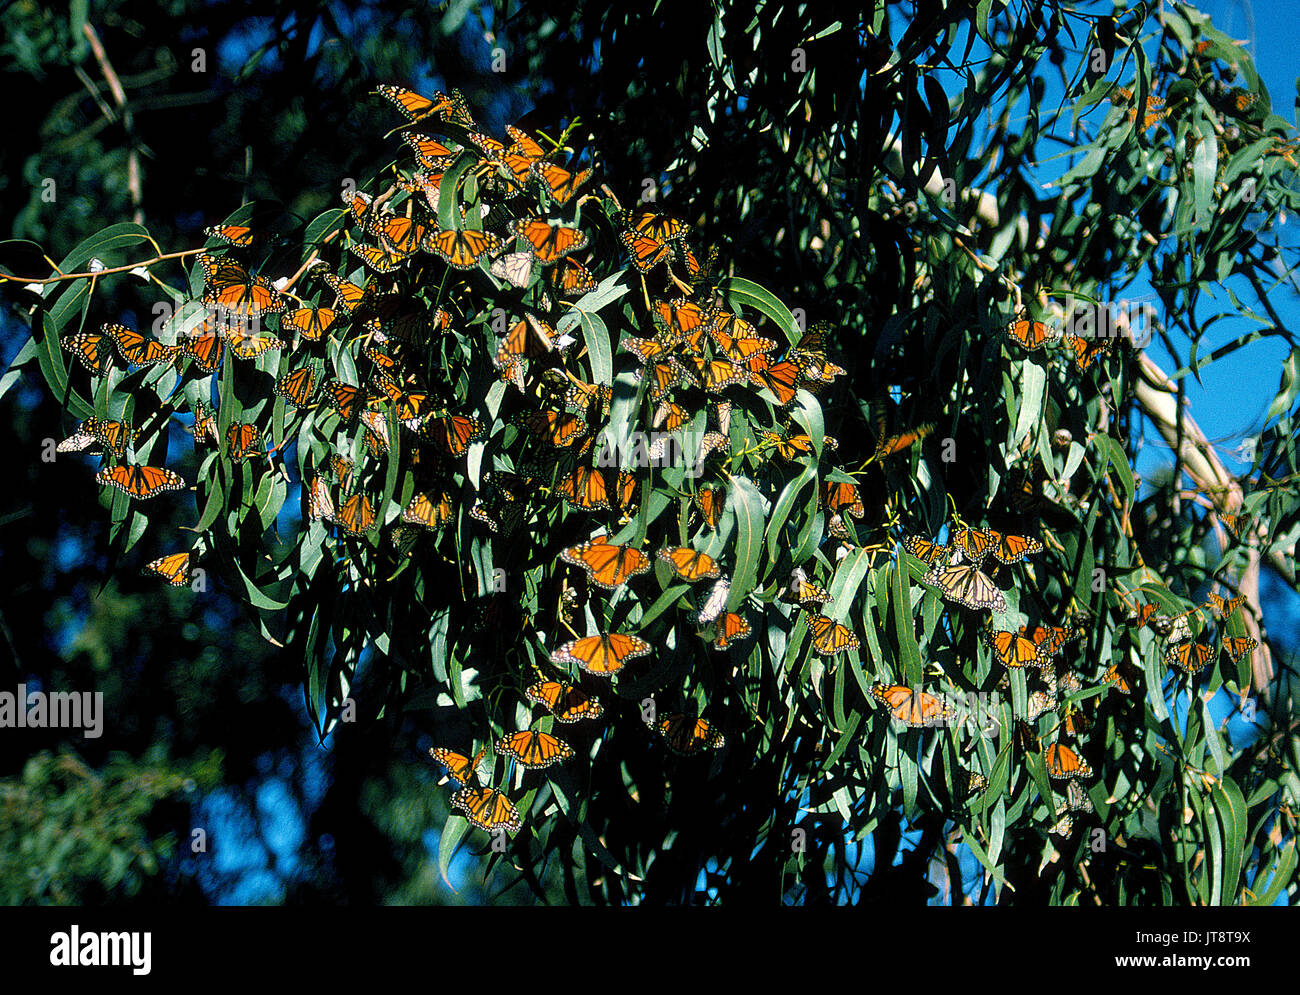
[1220,514,1246,541]
[429,746,486,786]
[510,217,589,265]
[368,215,429,257]
[402,132,456,169]
[425,228,503,269]
[870,683,957,728]
[496,314,555,368]
[532,160,591,205]
[748,354,801,406]
[517,410,586,448]
[306,473,335,523]
[712,612,752,650]
[1006,312,1053,350]
[176,320,227,372]
[335,492,376,535]
[903,535,950,566]
[658,546,722,582]
[59,418,132,460]
[612,470,638,515]
[786,568,831,609]
[283,304,338,343]
[1109,85,1167,129]
[376,84,469,125]
[63,330,111,374]
[274,366,317,408]
[1063,331,1115,371]
[950,527,997,564]
[654,298,714,349]
[349,242,407,274]
[807,613,859,656]
[104,322,176,367]
[403,491,455,530]
[560,534,652,589]
[985,629,1050,669]
[687,355,750,393]
[1205,592,1245,620]
[222,326,285,360]
[923,562,1007,613]
[874,423,935,460]
[97,464,186,499]
[550,631,652,677]
[546,257,598,297]
[619,229,672,273]
[658,714,725,756]
[191,401,218,446]
[144,551,193,587]
[421,413,485,458]
[199,254,284,317]
[559,466,611,511]
[1044,743,1093,780]
[694,485,725,530]
[495,730,575,769]
[525,681,604,724]
[321,272,373,315]
[1100,662,1134,694]
[986,530,1043,564]
[323,380,363,422]
[1019,624,1074,659]
[1222,636,1258,664]
[709,312,778,363]
[452,786,522,833]
[226,423,263,460]
[616,209,691,243]
[1165,641,1214,675]
[787,328,846,389]
[203,223,261,248]
[823,478,865,519]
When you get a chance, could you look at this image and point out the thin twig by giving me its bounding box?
[81,23,143,225]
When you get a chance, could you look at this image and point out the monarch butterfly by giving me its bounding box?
[62,418,132,460]
[950,527,997,564]
[1026,689,1058,722]
[712,612,752,650]
[807,613,859,656]
[144,551,193,587]
[349,243,408,274]
[63,331,111,374]
[902,535,949,566]
[103,323,176,367]
[1019,624,1073,659]
[623,333,674,365]
[403,491,454,530]
[694,485,725,530]
[532,160,591,205]
[401,132,456,168]
[429,746,486,786]
[321,272,372,315]
[510,218,589,265]
[1006,314,1053,350]
[786,568,831,609]
[748,354,801,406]
[525,681,604,724]
[1165,641,1214,675]
[787,329,846,390]
[518,410,586,448]
[425,228,503,269]
[496,315,555,367]
[204,223,260,247]
[307,473,335,523]
[222,327,285,360]
[869,683,957,728]
[1066,779,1094,813]
[421,413,486,458]
[546,257,598,297]
[616,209,691,243]
[452,785,522,833]
[376,84,470,125]
[687,355,750,393]
[710,314,778,364]
[654,298,714,347]
[560,535,652,589]
[658,546,722,582]
[491,251,535,288]
[97,464,186,499]
[1109,85,1167,129]
[1063,331,1115,371]
[985,629,1050,669]
[1205,592,1245,620]
[327,454,355,486]
[191,401,218,446]
[657,714,725,756]
[1049,811,1074,837]
[550,631,652,676]
[987,530,1043,564]
[495,730,575,769]
[224,423,262,461]
[1100,662,1134,694]
[612,469,638,516]
[359,410,390,455]
[1222,636,1257,664]
[199,255,284,317]
[559,466,611,511]
[823,479,865,519]
[274,366,317,408]
[757,430,819,461]
[335,492,376,535]
[923,563,1007,613]
[1219,514,1246,541]
[177,321,226,372]
[1044,743,1093,780]
[558,376,612,419]
[368,215,428,257]
[505,124,548,160]
[322,380,362,423]
[640,358,686,403]
[619,229,672,273]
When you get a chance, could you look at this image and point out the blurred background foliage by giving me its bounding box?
[1,0,1298,904]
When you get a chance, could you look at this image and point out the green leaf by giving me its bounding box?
[727,475,767,610]
[717,276,800,345]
